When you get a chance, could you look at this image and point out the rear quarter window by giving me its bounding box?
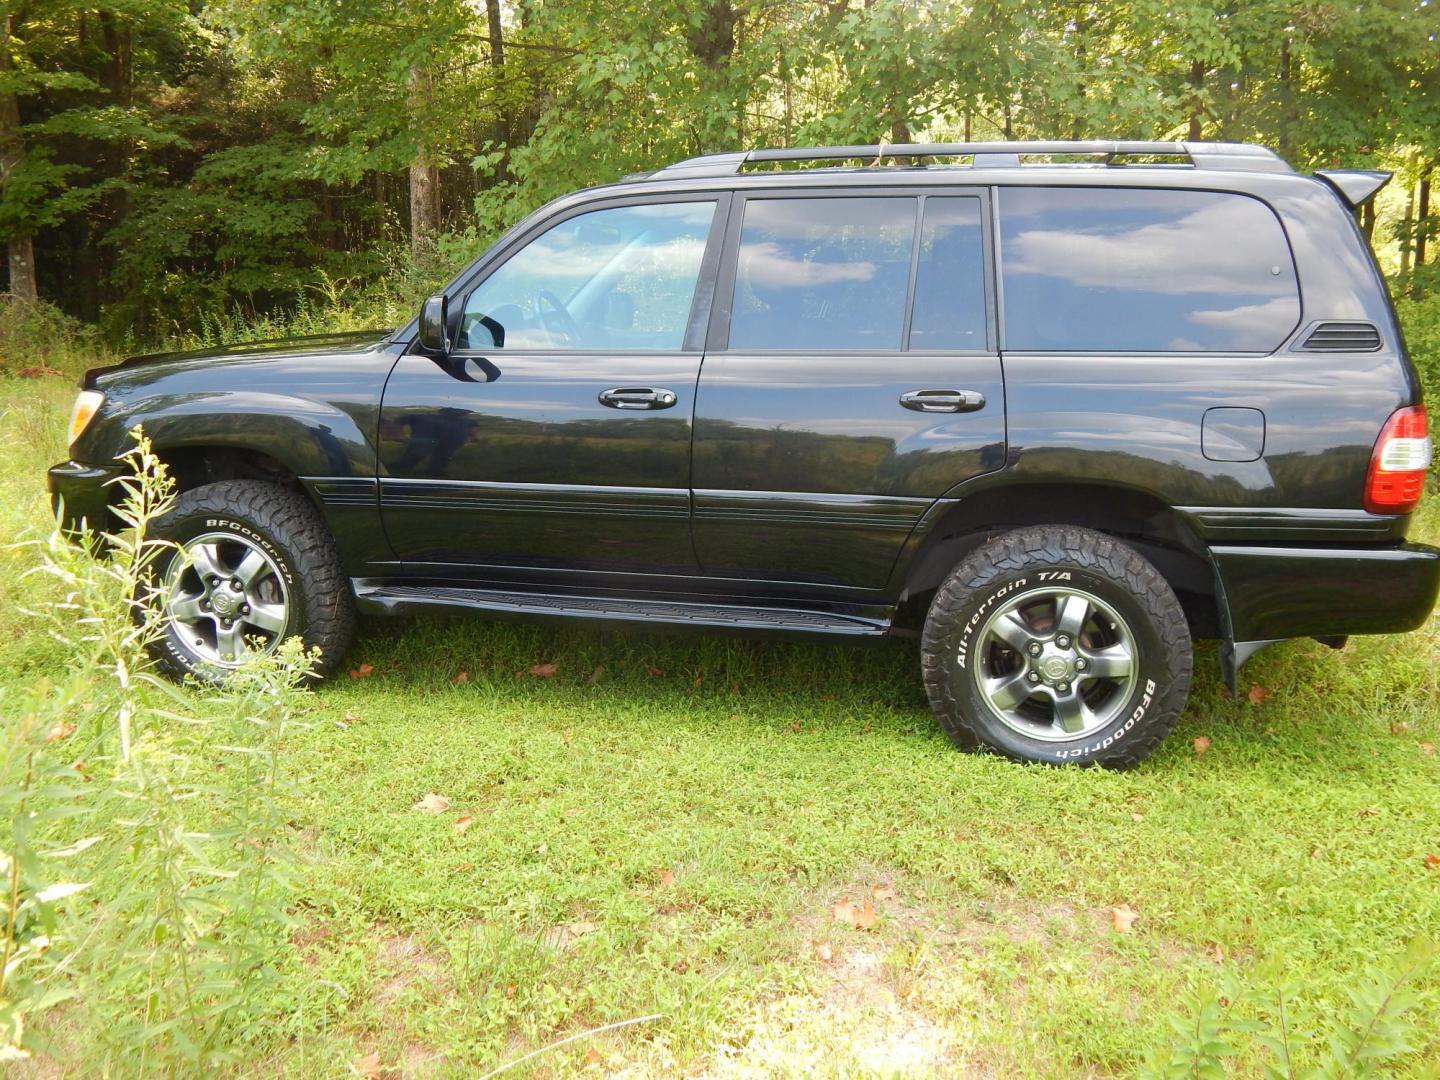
[998,188,1300,352]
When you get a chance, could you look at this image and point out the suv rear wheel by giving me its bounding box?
[149,480,355,683]
[921,525,1192,767]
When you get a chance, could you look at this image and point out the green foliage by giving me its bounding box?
[6,0,1439,335]
[0,430,315,1073]
[1142,938,1438,1079]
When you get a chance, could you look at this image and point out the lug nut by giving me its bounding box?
[221,619,232,628]
[1056,634,1071,648]
[1075,658,1087,671]
[200,599,210,611]
[1027,642,1043,656]
[1027,671,1040,683]
[241,603,250,615]
[231,579,242,590]
[1057,681,1070,693]
[209,576,220,587]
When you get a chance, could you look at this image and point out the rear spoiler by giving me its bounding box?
[1314,169,1392,209]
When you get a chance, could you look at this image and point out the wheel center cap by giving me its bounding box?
[210,590,239,618]
[1040,655,1071,681]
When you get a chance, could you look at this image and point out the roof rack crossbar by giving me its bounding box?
[654,141,1291,178]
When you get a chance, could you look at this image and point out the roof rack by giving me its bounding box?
[652,141,1292,179]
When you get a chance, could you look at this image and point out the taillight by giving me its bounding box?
[1364,405,1432,514]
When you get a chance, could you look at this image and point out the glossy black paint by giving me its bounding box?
[49,158,1439,657]
[1214,543,1440,641]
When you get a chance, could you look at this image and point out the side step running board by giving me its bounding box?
[354,583,891,638]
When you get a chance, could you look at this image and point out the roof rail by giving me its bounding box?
[652,141,1292,179]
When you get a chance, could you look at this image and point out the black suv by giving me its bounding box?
[50,140,1438,766]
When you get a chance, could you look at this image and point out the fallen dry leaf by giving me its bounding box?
[1193,736,1213,755]
[833,898,878,930]
[412,792,450,814]
[453,815,473,834]
[452,861,475,873]
[536,842,548,854]
[351,1050,383,1079]
[871,884,898,903]
[1212,943,1224,964]
[451,670,469,684]
[45,721,76,742]
[349,663,374,679]
[1425,853,1440,871]
[645,664,665,678]
[1131,812,1145,822]
[529,662,557,678]
[912,888,927,900]
[1390,721,1412,734]
[16,365,64,379]
[588,665,606,684]
[1358,807,1380,817]
[1247,684,1271,704]
[657,869,676,888]
[1420,742,1436,756]
[584,1048,602,1066]
[1110,905,1140,933]
[815,941,833,961]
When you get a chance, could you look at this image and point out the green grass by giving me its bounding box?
[4,371,1439,1077]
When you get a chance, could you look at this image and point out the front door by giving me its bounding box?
[691,190,1006,590]
[379,196,724,576]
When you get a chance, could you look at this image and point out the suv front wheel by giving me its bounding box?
[921,525,1192,768]
[149,480,356,683]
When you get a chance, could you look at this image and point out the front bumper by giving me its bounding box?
[1212,541,1440,642]
[47,460,124,537]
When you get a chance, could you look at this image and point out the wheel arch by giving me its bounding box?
[894,482,1221,638]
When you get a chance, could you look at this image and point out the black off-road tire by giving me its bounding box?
[921,525,1192,768]
[148,480,356,683]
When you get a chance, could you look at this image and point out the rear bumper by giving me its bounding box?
[47,460,123,536]
[1212,541,1440,642]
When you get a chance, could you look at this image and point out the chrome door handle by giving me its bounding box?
[900,389,986,413]
[599,387,678,410]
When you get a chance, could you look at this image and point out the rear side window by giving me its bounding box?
[910,197,988,350]
[999,188,1300,352]
[729,197,915,350]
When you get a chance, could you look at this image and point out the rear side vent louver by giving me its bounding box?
[1300,321,1382,351]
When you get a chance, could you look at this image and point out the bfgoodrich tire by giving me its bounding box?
[921,526,1192,768]
[148,480,355,683]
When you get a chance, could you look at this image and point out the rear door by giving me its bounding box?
[690,188,1006,589]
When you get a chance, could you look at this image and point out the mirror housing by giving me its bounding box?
[418,294,449,353]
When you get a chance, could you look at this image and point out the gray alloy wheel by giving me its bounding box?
[971,585,1136,742]
[165,531,291,666]
[920,525,1192,768]
[149,479,356,684]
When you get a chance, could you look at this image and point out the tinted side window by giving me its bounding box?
[458,201,716,351]
[909,197,987,350]
[999,188,1300,352]
[729,197,915,351]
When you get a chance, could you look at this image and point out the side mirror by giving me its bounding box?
[418,294,449,353]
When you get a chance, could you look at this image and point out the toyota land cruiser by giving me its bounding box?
[49,140,1439,766]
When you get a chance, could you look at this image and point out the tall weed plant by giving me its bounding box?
[1,430,314,1074]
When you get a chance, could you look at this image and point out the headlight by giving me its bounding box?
[67,390,104,450]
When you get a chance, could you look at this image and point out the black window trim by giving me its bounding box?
[992,184,1304,356]
[441,189,734,358]
[706,186,998,356]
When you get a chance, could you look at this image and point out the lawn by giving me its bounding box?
[3,372,1438,1077]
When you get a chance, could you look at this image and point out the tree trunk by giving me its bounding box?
[484,0,510,183]
[1187,59,1204,141]
[407,63,440,256]
[1399,165,1416,279]
[1416,172,1431,267]
[0,15,37,301]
